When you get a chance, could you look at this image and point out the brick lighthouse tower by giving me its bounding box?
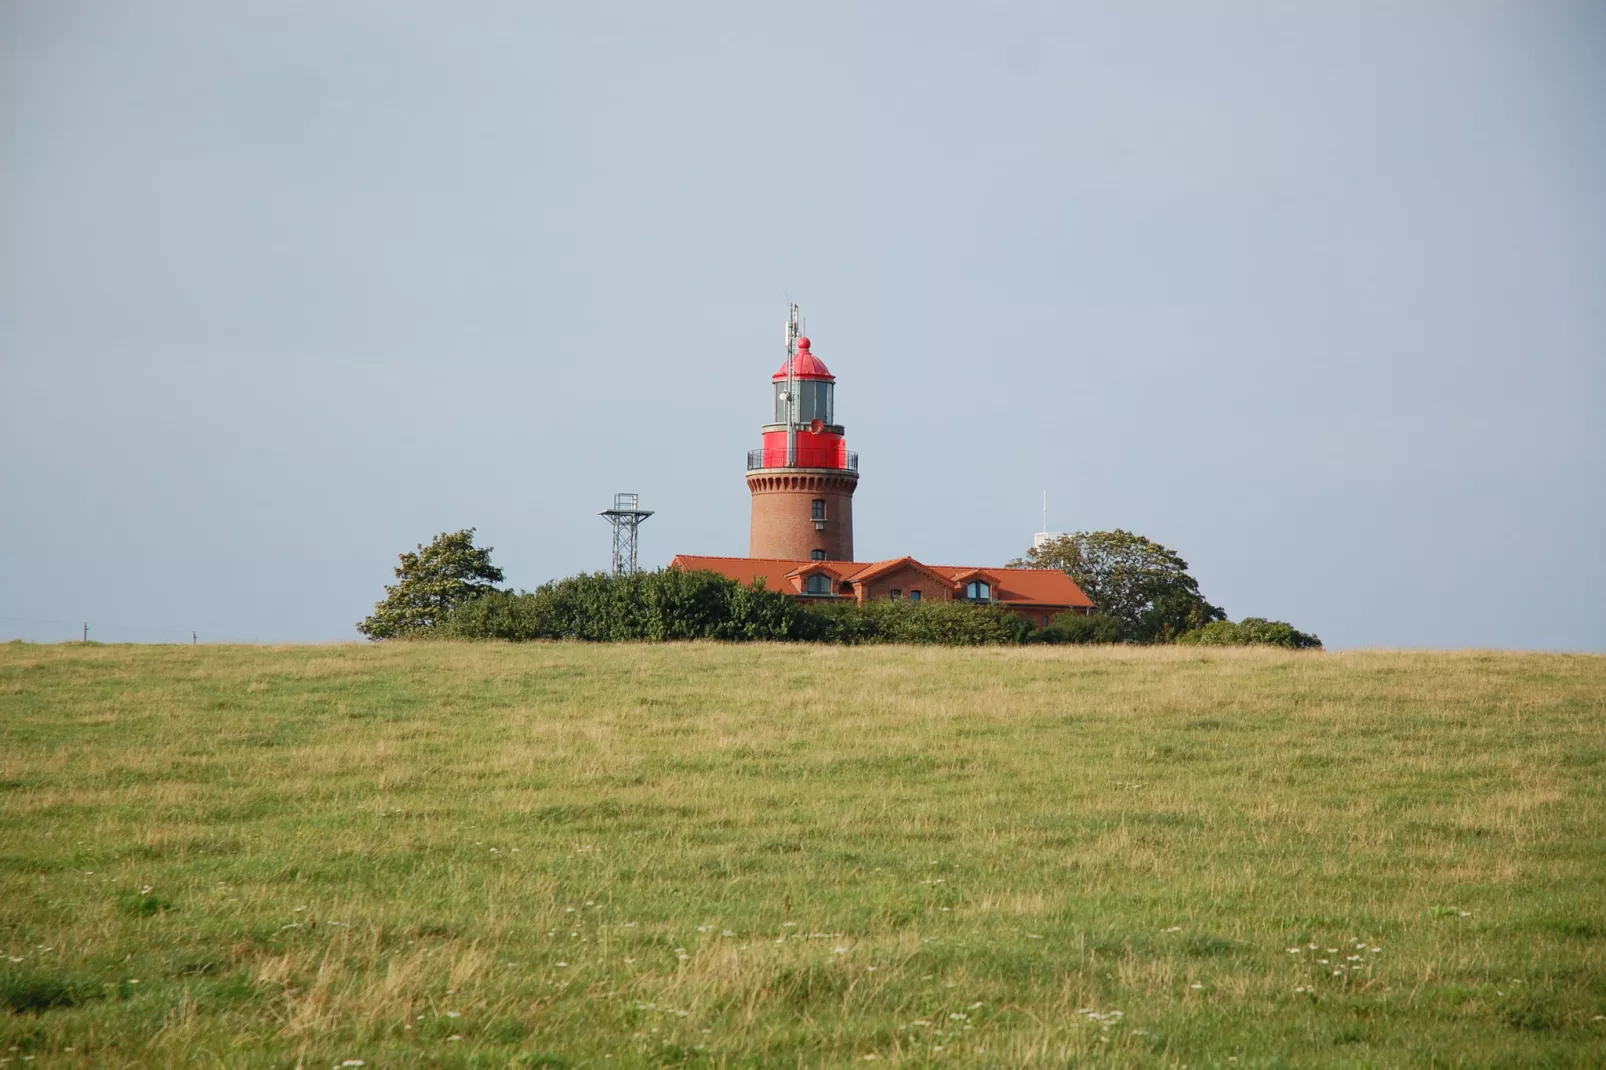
[746,306,859,561]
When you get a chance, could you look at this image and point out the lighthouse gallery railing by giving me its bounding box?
[748,449,858,473]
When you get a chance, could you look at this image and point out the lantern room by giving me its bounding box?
[750,337,857,472]
[771,337,835,425]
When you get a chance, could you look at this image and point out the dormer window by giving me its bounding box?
[805,573,833,595]
[964,580,991,601]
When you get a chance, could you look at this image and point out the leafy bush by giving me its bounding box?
[436,589,550,642]
[440,570,823,643]
[1177,617,1322,650]
[805,598,1035,646]
[1028,613,1127,645]
[440,571,1044,646]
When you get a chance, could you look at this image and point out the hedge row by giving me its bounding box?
[437,569,1124,646]
[438,569,1321,649]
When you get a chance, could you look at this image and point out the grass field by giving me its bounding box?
[1,641,1604,1068]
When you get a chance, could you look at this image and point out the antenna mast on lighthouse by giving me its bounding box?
[784,303,800,468]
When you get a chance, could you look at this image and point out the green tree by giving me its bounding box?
[1009,530,1225,643]
[358,529,505,639]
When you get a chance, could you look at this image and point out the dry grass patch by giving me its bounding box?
[1,641,1603,1066]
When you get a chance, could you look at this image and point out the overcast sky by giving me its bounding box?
[3,2,1603,650]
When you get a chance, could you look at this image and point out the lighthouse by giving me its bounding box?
[676,306,1092,620]
[745,306,860,561]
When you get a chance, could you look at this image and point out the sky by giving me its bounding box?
[2,1,1603,650]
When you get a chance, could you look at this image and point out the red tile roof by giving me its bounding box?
[670,556,817,594]
[925,564,1088,607]
[669,555,1092,608]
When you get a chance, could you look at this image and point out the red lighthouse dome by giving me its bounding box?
[773,337,834,381]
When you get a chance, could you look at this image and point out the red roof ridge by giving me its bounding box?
[921,563,1058,570]
[784,561,847,578]
[674,554,809,564]
[849,556,956,587]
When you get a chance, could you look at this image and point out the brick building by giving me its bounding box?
[670,555,1092,627]
[671,309,1093,625]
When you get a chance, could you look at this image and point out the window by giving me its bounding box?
[811,549,826,561]
[811,499,826,520]
[805,573,832,595]
[799,380,834,425]
[775,380,836,426]
[1043,615,1051,627]
[965,580,991,601]
[890,589,902,600]
[910,590,922,602]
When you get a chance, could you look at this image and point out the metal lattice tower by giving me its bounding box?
[599,492,653,576]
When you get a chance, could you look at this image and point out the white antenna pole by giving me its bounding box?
[785,303,799,468]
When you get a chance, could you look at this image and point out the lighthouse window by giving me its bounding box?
[799,381,834,425]
[965,580,991,601]
[811,499,826,521]
[811,549,826,561]
[804,573,832,595]
[775,380,834,426]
